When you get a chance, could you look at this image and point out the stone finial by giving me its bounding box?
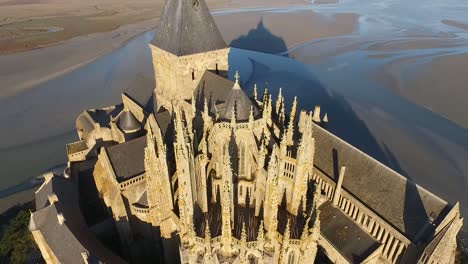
[57,213,65,225]
[48,194,58,204]
[257,220,265,245]
[291,96,298,122]
[253,84,258,101]
[276,87,283,115]
[323,113,328,123]
[235,70,240,83]
[267,94,273,114]
[262,87,269,104]
[241,222,247,245]
[312,105,321,123]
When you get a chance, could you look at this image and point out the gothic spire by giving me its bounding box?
[253,84,258,101]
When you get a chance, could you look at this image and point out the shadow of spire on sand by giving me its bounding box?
[229,18,288,55]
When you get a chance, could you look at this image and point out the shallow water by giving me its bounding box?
[0,0,467,231]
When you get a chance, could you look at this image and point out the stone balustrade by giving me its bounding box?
[119,174,146,190]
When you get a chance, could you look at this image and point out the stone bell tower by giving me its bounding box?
[149,0,230,111]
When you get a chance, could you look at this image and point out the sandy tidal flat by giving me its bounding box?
[375,52,468,129]
[0,0,310,54]
[215,11,359,53]
[442,19,468,30]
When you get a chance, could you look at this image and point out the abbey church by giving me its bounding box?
[29,0,463,263]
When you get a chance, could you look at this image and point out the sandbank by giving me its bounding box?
[442,19,468,30]
[215,11,359,52]
[373,52,468,129]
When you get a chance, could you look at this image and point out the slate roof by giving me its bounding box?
[193,71,260,120]
[124,76,156,113]
[151,0,227,56]
[135,191,149,208]
[118,109,141,132]
[194,71,233,112]
[220,82,260,121]
[31,176,126,264]
[312,123,448,241]
[319,201,380,263]
[106,136,146,182]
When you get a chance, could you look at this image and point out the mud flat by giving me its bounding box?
[374,52,468,129]
[0,18,157,99]
[313,0,339,4]
[0,0,309,54]
[215,11,359,53]
[442,19,468,30]
[367,37,463,51]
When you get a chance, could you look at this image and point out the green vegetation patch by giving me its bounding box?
[0,208,36,264]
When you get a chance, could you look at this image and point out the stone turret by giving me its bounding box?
[150,0,230,110]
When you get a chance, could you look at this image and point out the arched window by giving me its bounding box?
[288,251,296,264]
[238,143,246,178]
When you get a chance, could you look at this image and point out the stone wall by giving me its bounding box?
[150,45,230,110]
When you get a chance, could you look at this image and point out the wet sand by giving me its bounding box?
[442,19,468,30]
[215,11,359,53]
[349,102,468,212]
[0,0,309,54]
[367,38,462,51]
[374,52,468,129]
[0,18,157,99]
[313,0,339,4]
[0,0,166,54]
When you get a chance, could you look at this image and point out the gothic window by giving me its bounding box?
[287,251,296,264]
[191,69,195,80]
[238,143,246,178]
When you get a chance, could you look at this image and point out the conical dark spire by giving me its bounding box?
[151,0,227,56]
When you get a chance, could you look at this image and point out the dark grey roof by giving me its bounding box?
[151,0,227,56]
[319,201,380,263]
[124,75,156,113]
[106,136,146,182]
[312,123,448,241]
[193,71,260,120]
[135,191,149,207]
[194,71,233,112]
[31,176,126,264]
[118,109,141,132]
[220,82,259,121]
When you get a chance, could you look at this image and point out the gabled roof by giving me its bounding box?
[312,123,449,241]
[320,201,380,263]
[106,136,146,182]
[151,0,227,56]
[31,176,126,264]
